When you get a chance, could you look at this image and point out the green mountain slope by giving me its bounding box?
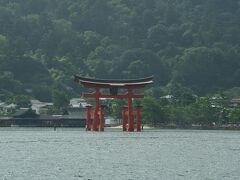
[0,0,239,102]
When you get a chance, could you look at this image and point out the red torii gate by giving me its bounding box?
[74,75,153,132]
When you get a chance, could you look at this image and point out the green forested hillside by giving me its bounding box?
[0,0,239,102]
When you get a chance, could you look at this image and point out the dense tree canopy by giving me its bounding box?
[0,0,239,102]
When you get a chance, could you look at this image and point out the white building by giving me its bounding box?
[31,99,53,114]
[70,98,88,108]
[0,102,17,114]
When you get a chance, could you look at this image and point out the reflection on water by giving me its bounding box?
[0,128,240,180]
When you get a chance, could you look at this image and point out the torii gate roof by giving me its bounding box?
[74,75,153,88]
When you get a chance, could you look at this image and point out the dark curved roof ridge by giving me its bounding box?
[74,75,153,86]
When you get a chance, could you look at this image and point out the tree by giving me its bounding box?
[146,24,169,51]
[191,97,219,126]
[0,34,9,53]
[119,48,170,85]
[166,106,193,127]
[12,95,31,108]
[229,107,240,123]
[141,97,165,125]
[174,47,235,94]
[52,90,69,114]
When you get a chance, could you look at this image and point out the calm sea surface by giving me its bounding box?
[0,128,240,180]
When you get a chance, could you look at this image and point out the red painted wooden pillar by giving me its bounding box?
[136,106,142,132]
[128,89,134,132]
[86,105,92,131]
[122,106,128,131]
[92,89,100,131]
[99,105,105,131]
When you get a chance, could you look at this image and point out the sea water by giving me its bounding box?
[0,128,240,180]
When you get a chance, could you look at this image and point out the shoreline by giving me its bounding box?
[0,127,240,131]
[108,124,240,131]
[155,124,240,131]
[1,116,239,131]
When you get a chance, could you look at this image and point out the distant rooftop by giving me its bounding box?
[230,98,240,104]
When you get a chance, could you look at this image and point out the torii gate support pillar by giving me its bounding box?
[99,105,105,131]
[122,106,128,131]
[86,105,92,131]
[136,106,142,132]
[127,89,134,132]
